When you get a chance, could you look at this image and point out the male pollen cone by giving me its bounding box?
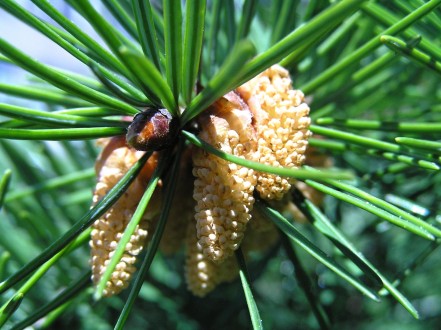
[192,91,257,262]
[90,136,161,297]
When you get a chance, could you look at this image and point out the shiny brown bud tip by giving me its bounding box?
[126,108,179,151]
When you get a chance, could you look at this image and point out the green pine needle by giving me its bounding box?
[256,201,381,302]
[236,248,264,330]
[182,130,354,181]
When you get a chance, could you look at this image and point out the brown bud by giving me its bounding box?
[126,108,179,151]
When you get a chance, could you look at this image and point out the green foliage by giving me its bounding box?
[0,0,440,329]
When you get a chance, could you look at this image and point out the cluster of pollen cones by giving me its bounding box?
[90,65,327,297]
